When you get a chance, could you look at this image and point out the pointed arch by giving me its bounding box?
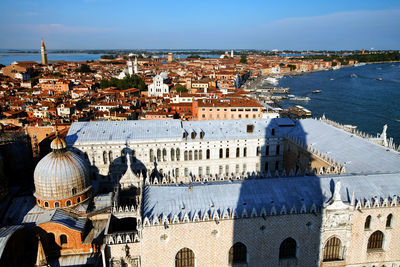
[175,248,194,267]
[228,242,247,264]
[279,238,297,259]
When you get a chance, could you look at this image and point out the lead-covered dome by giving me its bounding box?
[34,135,91,209]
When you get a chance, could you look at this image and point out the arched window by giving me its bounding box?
[108,151,113,163]
[219,148,223,159]
[176,148,180,161]
[184,151,188,161]
[198,150,202,160]
[206,149,210,159]
[103,151,107,164]
[235,164,240,174]
[219,166,223,175]
[386,214,393,228]
[225,165,229,176]
[266,145,270,156]
[236,147,240,157]
[206,166,210,175]
[198,167,203,176]
[226,148,229,158]
[194,150,198,160]
[157,149,161,162]
[44,201,49,208]
[229,242,247,264]
[175,248,194,267]
[184,168,189,177]
[149,149,154,162]
[189,151,193,161]
[171,148,175,161]
[72,187,77,195]
[60,234,68,245]
[323,237,342,261]
[77,197,81,203]
[279,238,297,259]
[368,231,384,250]
[256,146,260,156]
[243,147,247,157]
[163,149,167,161]
[54,202,59,208]
[66,200,71,207]
[365,215,371,230]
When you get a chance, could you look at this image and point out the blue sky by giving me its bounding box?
[0,0,399,50]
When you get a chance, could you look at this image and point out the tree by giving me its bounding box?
[240,55,248,64]
[75,99,89,110]
[75,64,94,73]
[99,75,146,91]
[175,84,188,93]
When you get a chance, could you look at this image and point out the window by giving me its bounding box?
[243,164,247,174]
[184,151,188,161]
[265,162,269,172]
[256,146,260,156]
[191,132,195,139]
[109,151,113,163]
[219,148,223,159]
[200,132,204,139]
[266,145,270,156]
[189,151,193,161]
[194,150,198,160]
[243,147,247,157]
[171,148,175,161]
[275,161,279,170]
[226,148,229,158]
[44,202,49,208]
[77,197,81,203]
[219,166,223,175]
[60,234,68,245]
[206,166,210,175]
[368,231,384,250]
[279,238,297,259]
[323,237,342,261]
[163,149,167,161]
[225,165,229,176]
[236,147,240,157]
[276,145,280,155]
[199,150,203,160]
[175,248,194,267]
[176,149,180,161]
[206,149,210,159]
[246,124,254,133]
[198,167,203,176]
[157,149,161,162]
[229,242,247,264]
[149,149,154,162]
[103,151,107,164]
[184,168,189,177]
[271,128,275,136]
[54,202,59,208]
[386,214,393,228]
[66,200,71,207]
[236,164,240,174]
[72,187,77,195]
[365,215,371,230]
[175,168,179,177]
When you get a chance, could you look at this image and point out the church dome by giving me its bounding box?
[33,135,91,209]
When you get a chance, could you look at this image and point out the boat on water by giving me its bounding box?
[351,73,357,78]
[289,96,310,101]
[330,78,334,81]
[354,63,367,67]
[332,66,341,70]
[312,90,322,94]
[376,78,382,81]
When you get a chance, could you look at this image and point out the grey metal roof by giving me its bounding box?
[38,209,86,232]
[290,119,400,174]
[142,173,400,219]
[66,119,290,145]
[0,225,23,257]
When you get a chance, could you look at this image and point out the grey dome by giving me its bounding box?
[34,149,91,200]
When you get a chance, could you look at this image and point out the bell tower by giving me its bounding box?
[41,40,48,65]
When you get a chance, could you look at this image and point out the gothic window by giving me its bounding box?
[219,166,223,175]
[256,146,260,156]
[323,237,341,261]
[368,231,384,250]
[243,147,247,157]
[243,164,247,174]
[77,197,81,203]
[191,132,195,139]
[266,145,270,156]
[72,187,77,195]
[175,168,179,178]
[66,200,71,207]
[163,148,167,161]
[175,248,195,267]
[200,132,204,139]
[198,167,203,176]
[225,165,229,175]
[206,166,210,175]
[236,147,240,157]
[44,202,49,208]
[235,164,240,174]
[198,150,202,160]
[184,168,189,177]
[229,242,247,264]
[176,148,180,161]
[219,148,223,159]
[386,214,393,228]
[103,151,107,164]
[194,150,198,160]
[279,238,297,259]
[157,149,161,162]
[365,215,371,230]
[171,148,175,161]
[206,149,210,159]
[60,234,68,245]
[184,151,188,161]
[149,149,154,162]
[276,145,280,155]
[189,151,193,161]
[226,148,229,158]
[54,202,59,208]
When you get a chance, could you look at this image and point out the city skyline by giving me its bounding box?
[0,0,400,50]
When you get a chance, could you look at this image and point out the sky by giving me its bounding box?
[0,0,399,50]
